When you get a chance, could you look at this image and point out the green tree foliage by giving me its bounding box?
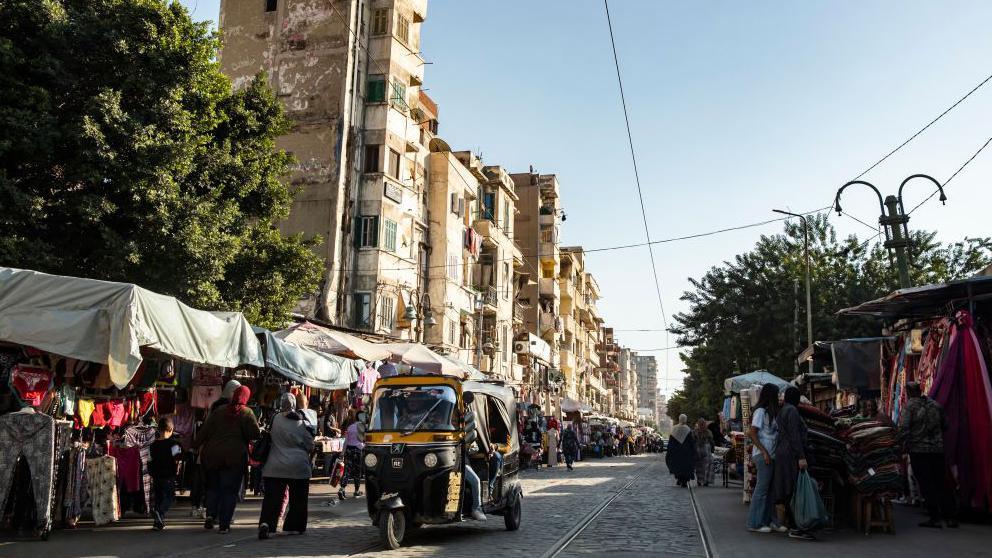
[667,215,992,420]
[0,0,323,328]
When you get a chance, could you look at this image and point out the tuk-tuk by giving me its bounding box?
[358,374,522,549]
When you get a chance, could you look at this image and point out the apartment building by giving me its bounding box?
[618,347,639,421]
[218,0,431,332]
[634,354,660,424]
[512,171,563,410]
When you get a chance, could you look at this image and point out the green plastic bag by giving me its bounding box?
[791,470,829,530]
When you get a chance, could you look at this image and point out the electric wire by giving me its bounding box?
[908,135,992,215]
[852,72,992,181]
[603,0,672,389]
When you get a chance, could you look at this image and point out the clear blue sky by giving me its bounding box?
[182,0,992,394]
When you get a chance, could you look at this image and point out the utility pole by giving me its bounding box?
[834,174,947,290]
[774,209,813,375]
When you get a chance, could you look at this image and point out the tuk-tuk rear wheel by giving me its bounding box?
[379,509,405,550]
[504,494,521,531]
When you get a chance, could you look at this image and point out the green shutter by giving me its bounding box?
[367,78,386,102]
[371,216,379,247]
[354,217,362,248]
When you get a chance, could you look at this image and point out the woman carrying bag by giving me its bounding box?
[257,394,315,539]
[770,387,814,541]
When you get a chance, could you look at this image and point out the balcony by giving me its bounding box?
[513,301,526,323]
[562,313,577,335]
[560,349,576,372]
[558,276,576,301]
[539,277,560,299]
[481,286,498,310]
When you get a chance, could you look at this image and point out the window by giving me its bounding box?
[503,263,510,298]
[356,216,379,248]
[388,149,401,179]
[380,296,395,329]
[482,191,495,220]
[354,293,371,327]
[366,75,386,103]
[448,320,457,346]
[265,0,277,12]
[371,8,389,35]
[383,219,397,251]
[389,78,407,109]
[396,15,410,44]
[503,200,511,232]
[364,144,381,173]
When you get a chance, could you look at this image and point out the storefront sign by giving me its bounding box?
[384,182,403,203]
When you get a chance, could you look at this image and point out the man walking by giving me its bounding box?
[898,382,957,528]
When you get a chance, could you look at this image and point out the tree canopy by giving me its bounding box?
[0,0,322,328]
[666,215,992,421]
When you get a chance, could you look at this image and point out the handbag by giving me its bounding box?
[252,431,272,464]
[791,470,829,530]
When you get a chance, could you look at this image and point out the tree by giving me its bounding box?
[667,215,992,421]
[0,0,322,328]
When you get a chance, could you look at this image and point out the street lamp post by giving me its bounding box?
[405,291,437,343]
[834,174,947,289]
[773,209,813,376]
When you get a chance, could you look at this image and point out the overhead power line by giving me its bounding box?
[603,0,672,388]
[852,72,992,181]
[908,135,992,215]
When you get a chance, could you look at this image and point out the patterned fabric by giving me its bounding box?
[86,455,119,525]
[898,396,945,453]
[123,425,157,514]
[343,446,363,484]
[0,412,56,530]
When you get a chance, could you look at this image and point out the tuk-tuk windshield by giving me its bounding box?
[370,385,458,433]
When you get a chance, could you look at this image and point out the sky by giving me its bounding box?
[181,0,992,394]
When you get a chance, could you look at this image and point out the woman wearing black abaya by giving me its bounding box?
[665,414,696,487]
[771,386,813,541]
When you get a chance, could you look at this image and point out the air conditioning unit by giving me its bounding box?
[513,341,528,354]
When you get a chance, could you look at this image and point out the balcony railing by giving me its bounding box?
[482,285,498,307]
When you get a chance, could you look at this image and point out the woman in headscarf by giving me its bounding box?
[258,393,315,539]
[561,425,580,470]
[665,414,696,487]
[770,386,814,541]
[545,421,560,467]
[193,385,260,534]
[341,410,364,500]
[210,379,242,412]
[694,418,715,486]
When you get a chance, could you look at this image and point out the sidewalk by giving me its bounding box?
[694,481,992,558]
[0,481,369,558]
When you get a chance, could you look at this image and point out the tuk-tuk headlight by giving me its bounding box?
[424,452,438,468]
[364,453,378,468]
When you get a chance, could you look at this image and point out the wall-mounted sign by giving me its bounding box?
[384,182,403,204]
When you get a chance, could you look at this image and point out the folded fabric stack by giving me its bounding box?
[837,419,903,496]
[798,404,847,484]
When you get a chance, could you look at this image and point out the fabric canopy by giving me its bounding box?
[255,329,358,390]
[0,267,263,388]
[831,339,884,390]
[724,370,792,395]
[379,343,469,377]
[275,321,391,361]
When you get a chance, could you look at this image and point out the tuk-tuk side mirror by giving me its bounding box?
[462,392,475,405]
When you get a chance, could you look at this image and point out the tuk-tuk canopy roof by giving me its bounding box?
[0,267,263,388]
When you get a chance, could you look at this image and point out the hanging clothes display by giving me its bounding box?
[85,455,119,526]
[0,410,56,531]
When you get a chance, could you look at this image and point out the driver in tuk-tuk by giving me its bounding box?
[396,391,455,431]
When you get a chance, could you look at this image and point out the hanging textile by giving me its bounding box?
[123,424,157,515]
[929,310,992,508]
[85,455,119,526]
[0,411,56,531]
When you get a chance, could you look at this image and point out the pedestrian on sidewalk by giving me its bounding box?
[341,412,365,499]
[694,418,714,486]
[770,387,813,541]
[149,416,182,531]
[746,383,781,534]
[258,393,316,540]
[562,426,579,470]
[194,385,260,534]
[665,414,696,487]
[897,381,958,529]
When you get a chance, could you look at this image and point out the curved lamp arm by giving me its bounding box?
[897,173,946,214]
[834,180,886,216]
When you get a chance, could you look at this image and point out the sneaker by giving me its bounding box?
[919,520,942,529]
[470,509,487,521]
[258,523,269,540]
[203,517,215,530]
[748,526,772,533]
[788,530,815,541]
[219,527,231,534]
[769,523,789,533]
[152,510,164,531]
[354,490,363,498]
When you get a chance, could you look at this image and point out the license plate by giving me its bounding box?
[392,458,403,468]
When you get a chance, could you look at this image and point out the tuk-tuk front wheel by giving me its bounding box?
[379,509,406,550]
[504,494,522,531]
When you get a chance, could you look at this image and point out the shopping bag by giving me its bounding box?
[791,470,829,530]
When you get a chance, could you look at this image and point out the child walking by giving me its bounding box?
[149,417,182,530]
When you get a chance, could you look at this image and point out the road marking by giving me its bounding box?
[688,484,714,558]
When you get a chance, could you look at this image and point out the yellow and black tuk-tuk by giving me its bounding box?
[358,374,522,549]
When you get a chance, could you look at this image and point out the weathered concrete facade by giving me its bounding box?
[219,0,430,332]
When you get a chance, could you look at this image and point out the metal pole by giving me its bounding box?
[774,209,814,376]
[883,195,912,289]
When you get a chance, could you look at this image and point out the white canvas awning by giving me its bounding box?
[254,328,358,390]
[0,268,263,388]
